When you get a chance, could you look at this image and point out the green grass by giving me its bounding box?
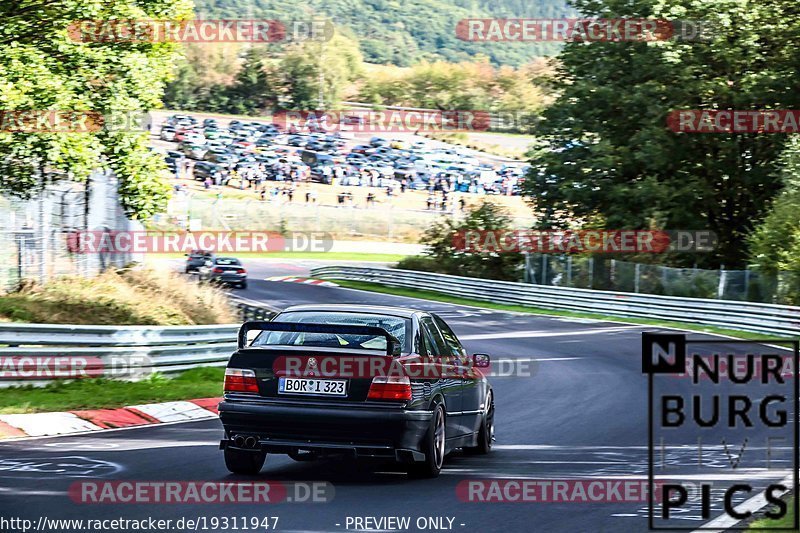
[331,280,783,341]
[748,497,796,530]
[0,367,224,415]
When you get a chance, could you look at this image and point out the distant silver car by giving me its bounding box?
[160,128,176,141]
[202,257,247,289]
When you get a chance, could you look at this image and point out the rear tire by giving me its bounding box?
[408,403,445,478]
[239,281,248,289]
[464,392,493,455]
[224,447,266,474]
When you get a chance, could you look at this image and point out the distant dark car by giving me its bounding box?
[165,155,182,173]
[219,304,494,478]
[256,138,274,148]
[346,153,367,164]
[205,149,239,167]
[370,137,389,147]
[300,150,337,182]
[351,144,371,154]
[286,136,306,147]
[193,162,227,184]
[185,250,214,273]
[205,257,247,288]
[305,141,326,152]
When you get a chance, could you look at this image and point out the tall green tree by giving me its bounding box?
[1,0,192,219]
[524,0,800,268]
[748,137,800,303]
[275,33,364,110]
[226,47,278,115]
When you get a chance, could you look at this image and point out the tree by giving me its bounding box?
[226,47,278,115]
[748,137,800,303]
[0,0,192,219]
[524,0,800,268]
[397,201,524,281]
[275,33,364,110]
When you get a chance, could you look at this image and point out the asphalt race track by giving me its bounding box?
[0,276,794,532]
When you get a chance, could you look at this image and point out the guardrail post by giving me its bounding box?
[610,259,616,289]
[634,263,640,293]
[541,254,547,285]
[567,256,573,287]
[718,269,727,300]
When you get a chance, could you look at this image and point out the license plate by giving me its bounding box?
[278,377,347,396]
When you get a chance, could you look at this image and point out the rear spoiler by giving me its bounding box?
[237,321,401,355]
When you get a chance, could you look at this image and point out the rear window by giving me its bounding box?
[216,258,241,265]
[252,312,411,353]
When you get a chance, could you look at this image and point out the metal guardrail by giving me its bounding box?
[0,299,278,387]
[310,266,800,337]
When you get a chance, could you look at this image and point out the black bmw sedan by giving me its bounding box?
[219,304,494,478]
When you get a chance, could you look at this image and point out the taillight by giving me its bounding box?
[367,376,412,401]
[224,368,258,393]
[212,267,224,273]
[237,268,246,274]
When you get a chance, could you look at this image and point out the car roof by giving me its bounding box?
[279,304,420,319]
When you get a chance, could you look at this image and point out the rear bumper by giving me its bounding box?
[211,274,246,283]
[219,398,432,462]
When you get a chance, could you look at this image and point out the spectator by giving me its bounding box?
[366,191,375,207]
[334,165,346,184]
[322,165,333,183]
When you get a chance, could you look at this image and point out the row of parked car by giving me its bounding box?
[158,114,527,193]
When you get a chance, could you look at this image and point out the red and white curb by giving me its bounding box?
[0,397,220,439]
[266,276,338,287]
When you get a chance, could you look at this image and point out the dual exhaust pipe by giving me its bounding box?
[232,435,259,449]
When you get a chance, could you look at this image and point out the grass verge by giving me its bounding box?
[748,497,796,530]
[0,367,224,415]
[331,280,781,341]
[0,268,235,325]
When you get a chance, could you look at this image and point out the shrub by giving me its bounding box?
[396,201,524,281]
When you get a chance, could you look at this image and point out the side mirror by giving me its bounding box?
[473,353,491,368]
